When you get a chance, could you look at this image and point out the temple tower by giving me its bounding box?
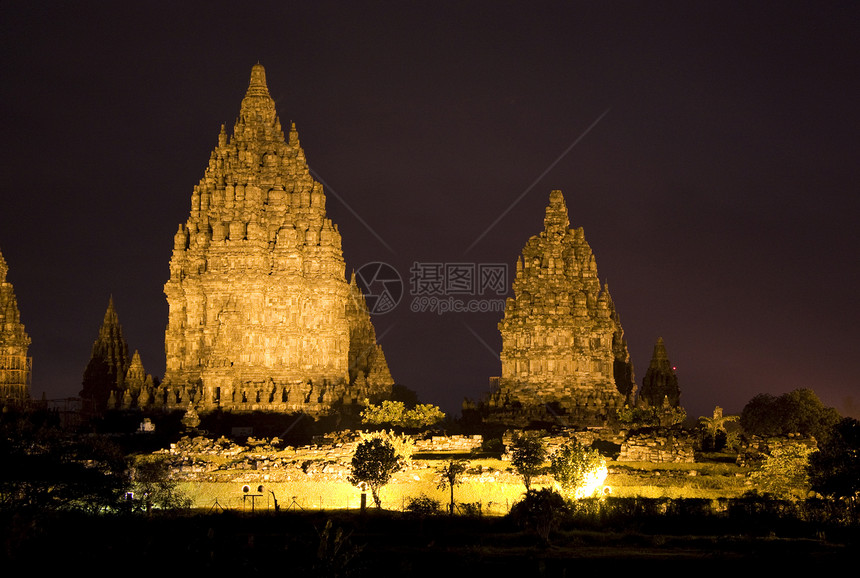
[80,297,130,412]
[639,337,680,407]
[160,64,393,413]
[0,249,32,405]
[486,190,634,426]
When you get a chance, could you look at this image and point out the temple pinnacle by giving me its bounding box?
[0,248,7,283]
[246,63,270,98]
[543,189,570,237]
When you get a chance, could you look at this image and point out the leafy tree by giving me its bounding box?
[510,433,547,490]
[389,384,420,408]
[549,441,607,499]
[437,460,467,514]
[741,389,840,442]
[698,406,738,451]
[348,438,401,508]
[359,429,415,467]
[129,455,192,513]
[780,389,841,442]
[808,417,860,498]
[740,393,783,437]
[0,409,130,513]
[401,404,446,429]
[750,443,815,499]
[360,399,445,429]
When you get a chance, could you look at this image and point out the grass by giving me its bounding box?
[3,507,854,573]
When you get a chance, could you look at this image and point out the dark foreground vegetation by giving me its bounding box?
[3,496,856,574]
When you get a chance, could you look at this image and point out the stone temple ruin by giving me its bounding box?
[109,64,393,415]
[0,249,31,405]
[478,190,636,427]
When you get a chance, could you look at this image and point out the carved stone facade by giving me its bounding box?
[0,249,31,404]
[639,337,680,407]
[483,190,634,426]
[157,64,393,414]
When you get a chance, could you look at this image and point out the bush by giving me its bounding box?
[750,443,814,499]
[509,488,569,543]
[548,441,607,499]
[404,495,441,516]
[457,502,482,516]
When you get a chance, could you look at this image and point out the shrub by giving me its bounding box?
[509,488,569,544]
[404,495,441,516]
[548,441,607,499]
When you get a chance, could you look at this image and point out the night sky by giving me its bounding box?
[1,2,858,421]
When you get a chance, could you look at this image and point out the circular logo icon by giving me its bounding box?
[354,262,403,315]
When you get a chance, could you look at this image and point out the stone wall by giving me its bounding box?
[735,435,817,467]
[617,429,696,463]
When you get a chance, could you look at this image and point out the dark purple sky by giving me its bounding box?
[1,2,858,420]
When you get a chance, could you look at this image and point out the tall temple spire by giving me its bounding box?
[81,297,130,412]
[0,247,32,405]
[639,337,680,407]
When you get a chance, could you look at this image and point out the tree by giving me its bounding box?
[360,399,445,429]
[750,443,815,499]
[359,429,415,467]
[698,406,738,451]
[130,455,192,513]
[437,460,467,514]
[740,393,782,436]
[0,409,130,513]
[510,433,547,490]
[741,388,841,442]
[549,441,607,499]
[808,417,860,498]
[348,438,401,508]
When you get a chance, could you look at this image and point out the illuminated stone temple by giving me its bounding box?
[0,249,31,404]
[480,190,635,426]
[154,64,393,414]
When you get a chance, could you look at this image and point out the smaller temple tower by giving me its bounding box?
[483,190,634,427]
[638,337,680,407]
[80,297,130,412]
[0,249,32,405]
